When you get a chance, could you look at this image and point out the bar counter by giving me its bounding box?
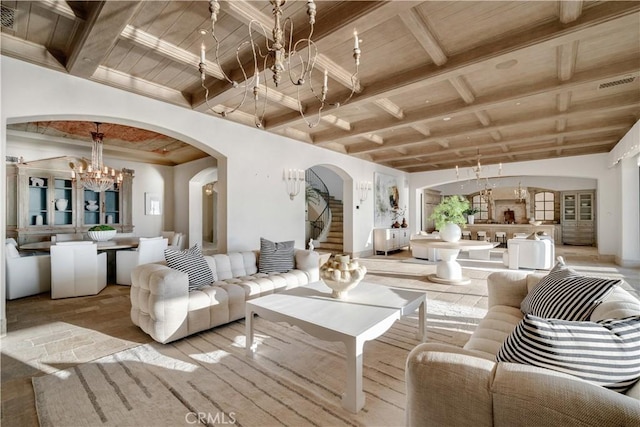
[463,224,556,241]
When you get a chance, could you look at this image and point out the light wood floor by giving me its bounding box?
[1,246,638,426]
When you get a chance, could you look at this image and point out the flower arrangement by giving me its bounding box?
[88,225,115,231]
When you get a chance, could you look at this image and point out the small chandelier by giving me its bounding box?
[456,149,502,183]
[480,178,494,204]
[198,0,361,128]
[514,181,528,202]
[70,122,123,192]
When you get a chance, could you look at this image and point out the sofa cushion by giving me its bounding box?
[521,260,620,321]
[497,314,640,393]
[164,244,214,291]
[259,238,294,273]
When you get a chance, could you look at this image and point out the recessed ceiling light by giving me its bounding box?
[515,102,521,106]
[199,29,207,35]
[425,100,430,104]
[443,117,451,121]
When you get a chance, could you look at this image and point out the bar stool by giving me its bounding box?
[461,230,472,240]
[495,231,507,247]
[476,231,487,241]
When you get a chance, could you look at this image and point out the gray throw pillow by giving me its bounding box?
[259,238,294,274]
[164,243,214,291]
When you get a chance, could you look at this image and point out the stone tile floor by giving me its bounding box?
[1,245,637,426]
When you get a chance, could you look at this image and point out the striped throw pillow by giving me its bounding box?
[259,238,294,274]
[521,261,620,321]
[164,244,214,291]
[497,314,640,393]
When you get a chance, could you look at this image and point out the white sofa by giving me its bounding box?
[406,270,640,426]
[503,237,554,270]
[130,249,319,343]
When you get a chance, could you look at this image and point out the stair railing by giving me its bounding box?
[306,169,331,241]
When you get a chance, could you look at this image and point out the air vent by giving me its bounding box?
[1,5,15,30]
[598,76,636,90]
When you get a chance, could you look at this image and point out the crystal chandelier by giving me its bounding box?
[70,122,123,192]
[198,0,361,128]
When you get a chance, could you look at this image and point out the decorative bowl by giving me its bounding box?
[88,230,116,241]
[86,204,99,211]
[320,254,367,299]
[529,220,542,226]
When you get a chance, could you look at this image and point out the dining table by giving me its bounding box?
[20,238,140,284]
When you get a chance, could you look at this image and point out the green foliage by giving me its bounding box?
[464,207,479,216]
[88,225,115,231]
[430,195,470,230]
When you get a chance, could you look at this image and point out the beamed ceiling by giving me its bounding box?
[1,1,639,170]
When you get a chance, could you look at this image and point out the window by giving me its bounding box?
[534,192,555,221]
[471,195,488,220]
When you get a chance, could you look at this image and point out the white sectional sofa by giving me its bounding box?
[406,269,640,426]
[130,250,319,343]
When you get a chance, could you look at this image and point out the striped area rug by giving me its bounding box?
[33,311,454,427]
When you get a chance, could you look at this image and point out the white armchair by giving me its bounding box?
[50,241,106,299]
[5,239,51,300]
[116,237,168,285]
[503,238,554,270]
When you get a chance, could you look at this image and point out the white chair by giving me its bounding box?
[5,238,51,300]
[116,237,168,285]
[55,233,84,242]
[167,232,185,251]
[50,241,106,299]
[503,238,554,270]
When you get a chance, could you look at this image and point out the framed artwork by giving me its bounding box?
[374,172,400,227]
[145,192,162,215]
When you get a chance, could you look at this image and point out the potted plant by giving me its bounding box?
[429,196,470,242]
[464,207,479,225]
[87,225,117,242]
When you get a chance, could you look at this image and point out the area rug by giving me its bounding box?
[33,300,482,427]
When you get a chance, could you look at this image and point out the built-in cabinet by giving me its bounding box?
[374,228,410,255]
[6,156,134,244]
[561,191,595,246]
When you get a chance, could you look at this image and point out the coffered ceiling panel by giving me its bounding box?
[1,0,638,171]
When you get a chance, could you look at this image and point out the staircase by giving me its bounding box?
[315,196,343,252]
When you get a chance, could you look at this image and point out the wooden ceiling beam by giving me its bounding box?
[66,1,143,78]
[354,93,638,157]
[91,66,191,108]
[559,0,584,24]
[267,1,640,131]
[398,9,447,66]
[319,58,639,145]
[120,25,225,80]
[0,33,67,71]
[380,123,627,166]
[321,114,352,131]
[373,98,405,119]
[557,41,579,81]
[398,136,616,172]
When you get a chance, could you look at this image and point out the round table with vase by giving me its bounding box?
[410,239,496,285]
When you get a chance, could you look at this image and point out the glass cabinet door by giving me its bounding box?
[83,189,101,226]
[53,178,74,225]
[104,184,120,225]
[563,194,576,221]
[579,193,593,221]
[28,176,48,226]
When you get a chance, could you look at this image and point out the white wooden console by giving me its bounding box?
[373,228,410,255]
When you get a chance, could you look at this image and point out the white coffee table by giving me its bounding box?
[245,281,426,413]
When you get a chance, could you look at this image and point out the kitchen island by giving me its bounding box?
[463,224,557,241]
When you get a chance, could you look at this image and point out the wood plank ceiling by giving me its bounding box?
[1,1,639,170]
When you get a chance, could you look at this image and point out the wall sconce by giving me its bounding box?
[357,181,372,202]
[284,168,305,200]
